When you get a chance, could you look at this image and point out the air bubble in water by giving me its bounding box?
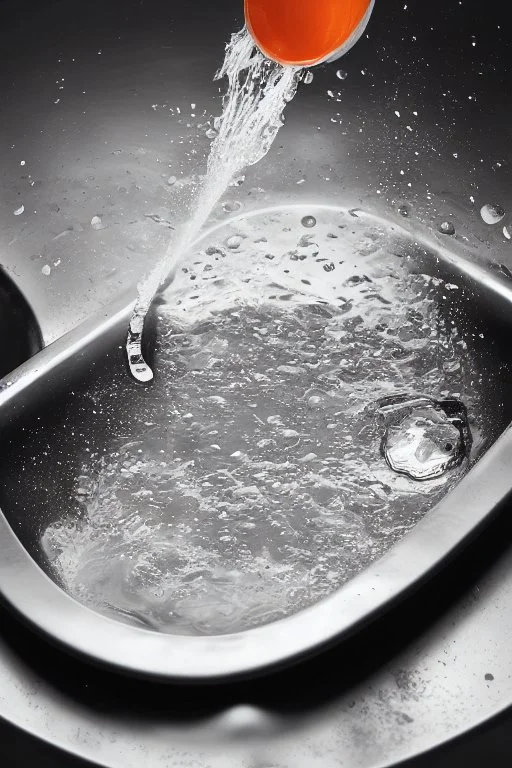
[480,203,505,225]
[438,221,455,235]
[336,69,348,80]
[301,215,316,228]
[398,204,410,217]
[304,71,314,85]
[377,394,470,481]
[205,128,217,140]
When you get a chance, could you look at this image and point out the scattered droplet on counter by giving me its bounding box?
[336,69,348,80]
[496,263,512,280]
[438,220,455,235]
[301,215,317,228]
[398,204,410,217]
[304,71,314,85]
[90,215,103,230]
[167,175,177,186]
[226,235,243,249]
[503,225,511,240]
[13,205,24,216]
[222,200,242,213]
[480,203,505,225]
[41,264,51,276]
[205,128,217,139]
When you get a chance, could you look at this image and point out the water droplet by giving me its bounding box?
[205,128,217,140]
[377,394,470,481]
[301,215,316,228]
[503,225,511,240]
[90,215,103,230]
[398,204,410,217]
[438,220,455,235]
[41,264,51,276]
[496,263,512,279]
[304,71,314,85]
[13,205,24,216]
[167,175,177,186]
[442,359,461,373]
[336,69,348,80]
[226,235,243,249]
[222,200,242,213]
[480,203,505,225]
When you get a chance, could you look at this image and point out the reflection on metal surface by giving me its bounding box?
[0,267,43,380]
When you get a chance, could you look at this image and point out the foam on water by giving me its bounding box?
[127,28,301,381]
[41,207,493,636]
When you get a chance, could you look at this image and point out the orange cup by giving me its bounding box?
[245,0,374,66]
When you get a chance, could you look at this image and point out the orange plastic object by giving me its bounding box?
[245,0,373,66]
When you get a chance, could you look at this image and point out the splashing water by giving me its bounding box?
[127,28,301,381]
[39,207,499,636]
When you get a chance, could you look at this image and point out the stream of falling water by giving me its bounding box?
[127,28,301,381]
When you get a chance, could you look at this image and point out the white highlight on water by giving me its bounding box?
[127,28,301,381]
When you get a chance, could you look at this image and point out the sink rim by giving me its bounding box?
[1,206,512,683]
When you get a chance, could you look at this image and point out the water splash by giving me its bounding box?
[127,28,301,382]
[41,207,493,635]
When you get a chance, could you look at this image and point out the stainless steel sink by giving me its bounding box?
[1,205,512,682]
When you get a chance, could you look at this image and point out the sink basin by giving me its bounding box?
[1,204,512,682]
